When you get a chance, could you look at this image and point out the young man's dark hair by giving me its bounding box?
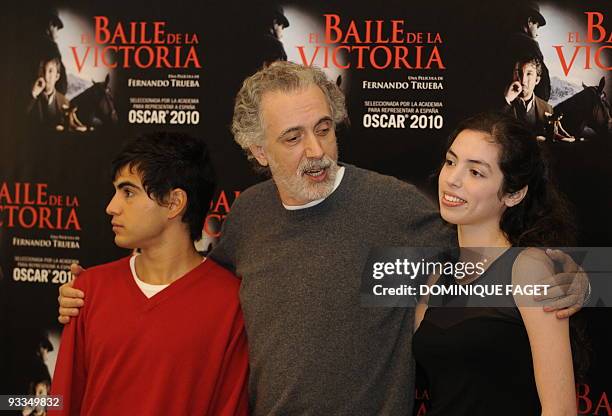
[110,132,215,241]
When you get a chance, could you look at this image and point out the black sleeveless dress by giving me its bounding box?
[412,249,541,415]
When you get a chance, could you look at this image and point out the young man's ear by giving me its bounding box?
[167,188,188,219]
[504,185,528,208]
[535,75,541,86]
[249,145,269,167]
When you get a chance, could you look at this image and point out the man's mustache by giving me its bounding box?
[298,156,334,175]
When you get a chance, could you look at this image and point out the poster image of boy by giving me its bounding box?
[39,8,67,95]
[26,57,69,130]
[505,1,550,101]
[503,58,553,139]
[50,133,249,415]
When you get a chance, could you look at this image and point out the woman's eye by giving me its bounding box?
[445,159,455,166]
[470,169,484,177]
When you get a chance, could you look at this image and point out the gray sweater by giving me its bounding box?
[210,164,455,415]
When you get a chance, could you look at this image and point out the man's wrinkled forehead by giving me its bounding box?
[260,85,332,123]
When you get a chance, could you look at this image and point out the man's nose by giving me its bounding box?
[105,194,120,216]
[304,133,324,159]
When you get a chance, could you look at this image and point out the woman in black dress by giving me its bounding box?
[413,112,576,415]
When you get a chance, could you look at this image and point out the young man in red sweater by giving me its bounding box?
[50,132,248,415]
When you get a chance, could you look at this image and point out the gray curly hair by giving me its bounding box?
[231,61,347,162]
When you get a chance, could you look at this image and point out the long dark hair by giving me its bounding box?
[444,112,589,379]
[444,111,575,246]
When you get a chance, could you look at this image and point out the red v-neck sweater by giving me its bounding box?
[50,257,249,415]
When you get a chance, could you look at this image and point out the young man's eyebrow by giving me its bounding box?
[115,181,142,190]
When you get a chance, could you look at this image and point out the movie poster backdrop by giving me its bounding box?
[0,1,610,414]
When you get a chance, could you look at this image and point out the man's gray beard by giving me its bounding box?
[268,154,339,204]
